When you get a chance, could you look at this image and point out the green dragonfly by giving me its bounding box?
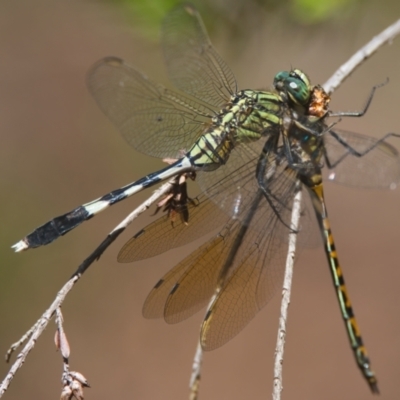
[13,3,400,393]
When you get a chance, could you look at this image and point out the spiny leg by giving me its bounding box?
[256,135,296,232]
[324,130,400,169]
[329,79,388,118]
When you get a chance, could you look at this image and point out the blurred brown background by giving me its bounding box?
[1,0,400,399]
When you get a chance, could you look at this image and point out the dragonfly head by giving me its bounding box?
[274,69,312,108]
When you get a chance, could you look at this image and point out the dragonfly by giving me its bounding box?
[12,3,400,393]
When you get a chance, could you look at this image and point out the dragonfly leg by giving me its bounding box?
[324,130,400,169]
[330,79,388,118]
[255,136,297,233]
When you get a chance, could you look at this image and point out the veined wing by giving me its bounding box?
[162,3,237,109]
[143,186,295,349]
[195,132,319,247]
[200,197,289,350]
[324,129,400,188]
[141,137,307,327]
[117,192,228,262]
[87,57,216,159]
[142,221,234,320]
[118,161,318,263]
[196,135,300,233]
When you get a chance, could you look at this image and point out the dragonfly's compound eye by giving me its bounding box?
[291,69,311,88]
[273,71,290,90]
[274,69,311,106]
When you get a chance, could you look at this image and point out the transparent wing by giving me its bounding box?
[197,136,300,234]
[142,229,228,319]
[157,187,296,349]
[163,226,236,323]
[162,3,237,109]
[118,193,228,262]
[141,252,194,319]
[118,130,318,264]
[87,57,215,159]
[324,129,400,188]
[142,181,309,350]
[200,212,289,350]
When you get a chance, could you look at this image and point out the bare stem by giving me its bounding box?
[323,18,400,94]
[272,187,302,400]
[189,341,203,400]
[0,277,77,397]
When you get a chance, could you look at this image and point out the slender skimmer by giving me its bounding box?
[13,3,400,393]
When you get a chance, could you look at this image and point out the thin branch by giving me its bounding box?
[0,179,175,398]
[0,277,77,397]
[189,341,203,400]
[188,291,219,400]
[323,18,400,94]
[55,308,90,400]
[272,187,302,400]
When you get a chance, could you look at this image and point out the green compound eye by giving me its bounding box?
[273,69,312,106]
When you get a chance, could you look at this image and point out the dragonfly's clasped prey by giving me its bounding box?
[13,3,400,393]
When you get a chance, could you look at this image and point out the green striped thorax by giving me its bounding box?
[187,68,330,170]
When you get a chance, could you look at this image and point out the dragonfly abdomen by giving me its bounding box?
[187,125,234,170]
[12,158,192,252]
[309,182,379,393]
